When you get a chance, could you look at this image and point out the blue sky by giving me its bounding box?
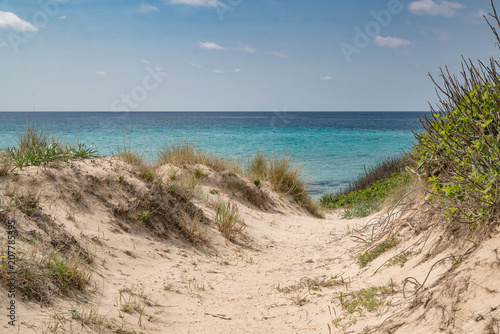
[0,0,497,111]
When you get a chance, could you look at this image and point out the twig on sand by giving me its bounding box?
[204,313,232,320]
[494,249,500,264]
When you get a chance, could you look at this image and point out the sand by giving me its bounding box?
[0,157,499,334]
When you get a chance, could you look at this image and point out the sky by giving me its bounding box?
[0,0,497,111]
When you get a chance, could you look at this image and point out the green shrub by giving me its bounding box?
[415,82,500,224]
[414,5,500,225]
[322,173,410,210]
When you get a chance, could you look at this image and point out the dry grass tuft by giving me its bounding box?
[179,212,207,245]
[247,152,322,217]
[0,236,94,305]
[215,201,246,240]
[0,152,12,176]
[157,142,240,172]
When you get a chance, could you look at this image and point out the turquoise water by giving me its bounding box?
[0,112,429,197]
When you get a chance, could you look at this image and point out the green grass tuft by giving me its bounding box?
[7,125,98,169]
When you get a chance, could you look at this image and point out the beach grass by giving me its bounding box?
[7,124,98,169]
[157,142,240,173]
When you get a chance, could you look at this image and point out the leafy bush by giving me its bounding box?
[415,82,500,223]
[413,7,500,225]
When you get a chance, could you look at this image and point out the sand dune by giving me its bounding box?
[0,157,499,334]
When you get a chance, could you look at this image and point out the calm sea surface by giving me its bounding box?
[0,112,429,197]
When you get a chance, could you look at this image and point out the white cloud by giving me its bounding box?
[0,40,7,48]
[374,35,412,49]
[212,69,225,73]
[268,51,289,58]
[0,11,38,32]
[138,4,159,13]
[153,65,165,71]
[320,76,332,81]
[142,59,151,65]
[167,0,224,7]
[408,0,465,17]
[190,63,203,68]
[238,43,256,53]
[198,41,225,50]
[58,15,67,20]
[95,71,107,76]
[234,68,240,73]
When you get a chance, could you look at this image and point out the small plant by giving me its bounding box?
[253,178,260,187]
[277,275,348,294]
[358,238,399,267]
[117,173,125,183]
[142,170,154,182]
[16,189,41,217]
[285,291,308,306]
[73,192,82,202]
[337,280,397,315]
[388,250,410,267]
[215,202,245,240]
[179,213,206,246]
[139,210,151,224]
[209,189,219,195]
[193,168,203,179]
[70,141,99,159]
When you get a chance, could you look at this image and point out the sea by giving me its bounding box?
[0,112,430,198]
